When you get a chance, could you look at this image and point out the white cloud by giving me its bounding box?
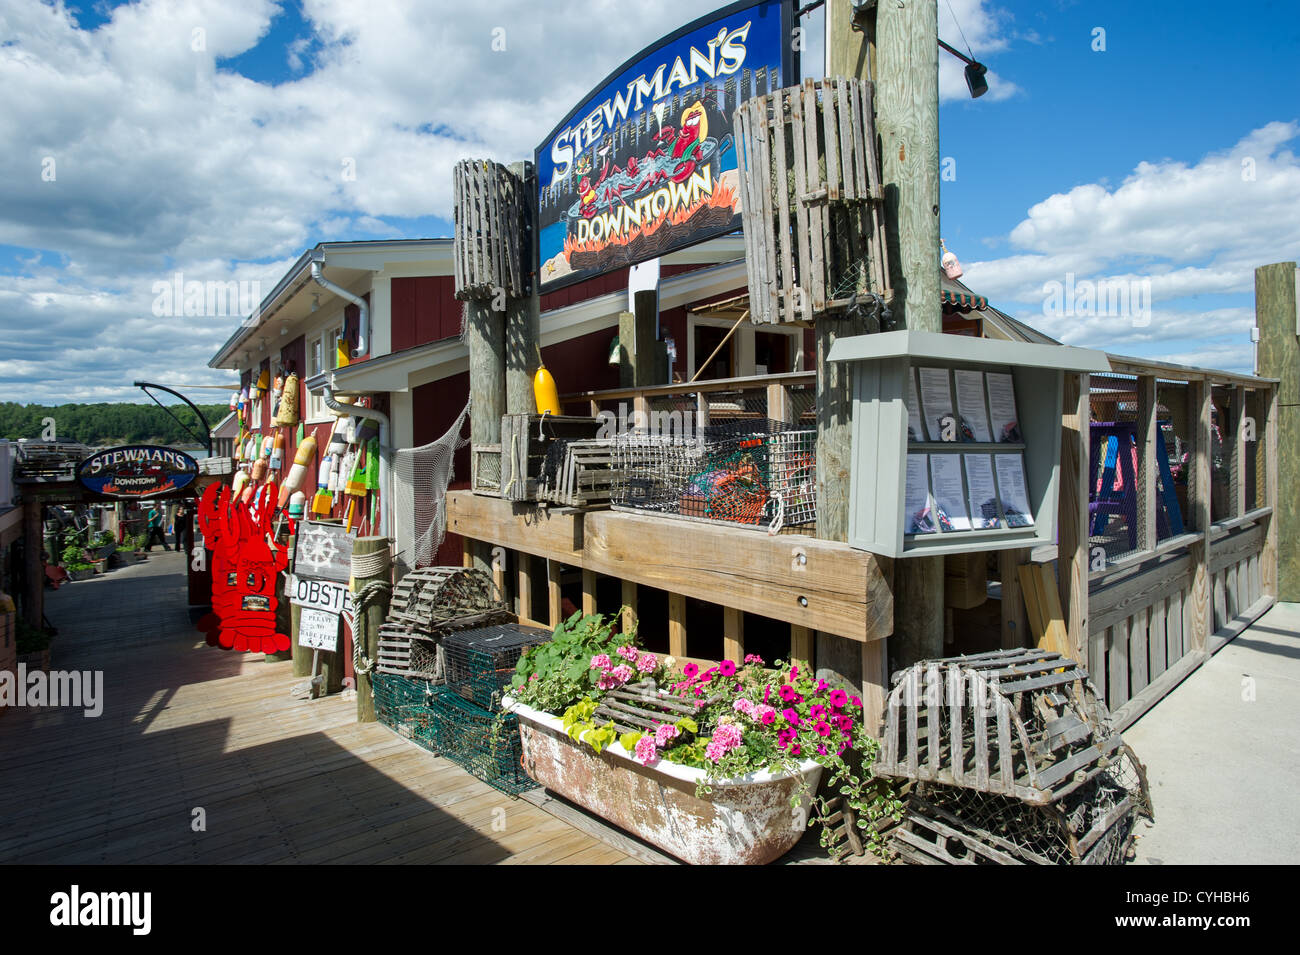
[0,0,1019,403]
[961,123,1300,369]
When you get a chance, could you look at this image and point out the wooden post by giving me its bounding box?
[1262,384,1280,598]
[467,297,505,579]
[999,548,1031,650]
[723,606,744,662]
[632,289,658,386]
[669,592,687,658]
[352,536,390,723]
[768,381,793,424]
[1254,262,1299,599]
[1233,385,1248,518]
[621,579,637,634]
[618,310,637,389]
[506,161,539,417]
[1136,375,1158,552]
[790,624,814,664]
[21,495,42,629]
[814,1,884,693]
[517,552,534,625]
[547,559,562,627]
[1058,374,1091,662]
[871,0,943,673]
[287,530,313,677]
[1189,379,1213,652]
[582,569,598,615]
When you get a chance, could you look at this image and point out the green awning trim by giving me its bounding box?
[942,289,988,310]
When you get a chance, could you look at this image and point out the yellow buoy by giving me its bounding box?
[534,364,561,416]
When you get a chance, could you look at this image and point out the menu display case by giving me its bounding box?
[826,330,1110,557]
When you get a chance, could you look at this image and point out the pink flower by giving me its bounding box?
[705,723,743,762]
[634,736,658,765]
[719,660,737,677]
[655,724,680,747]
[763,685,772,704]
[733,698,756,718]
[589,654,611,671]
[829,688,849,709]
[528,673,538,681]
[700,667,717,683]
[636,652,657,674]
[790,665,799,679]
[810,704,828,720]
[849,695,863,710]
[611,664,634,683]
[817,745,828,756]
[789,743,801,756]
[682,662,699,679]
[616,645,638,661]
[759,707,776,726]
[816,679,829,693]
[779,684,798,702]
[782,708,801,726]
[744,653,764,665]
[814,720,832,737]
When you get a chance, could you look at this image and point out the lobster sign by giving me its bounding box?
[196,481,295,653]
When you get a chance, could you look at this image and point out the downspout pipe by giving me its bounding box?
[311,260,369,359]
[323,380,391,539]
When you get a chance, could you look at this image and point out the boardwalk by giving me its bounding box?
[0,552,632,864]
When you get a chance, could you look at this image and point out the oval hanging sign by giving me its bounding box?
[77,445,199,498]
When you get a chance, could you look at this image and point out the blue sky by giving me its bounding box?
[1,0,1297,405]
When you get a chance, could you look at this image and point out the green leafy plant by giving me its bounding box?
[60,543,93,572]
[507,610,632,713]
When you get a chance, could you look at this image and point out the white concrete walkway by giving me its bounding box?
[1124,601,1300,865]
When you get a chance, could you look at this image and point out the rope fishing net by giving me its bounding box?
[392,401,470,576]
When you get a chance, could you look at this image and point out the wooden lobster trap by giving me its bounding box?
[536,439,618,507]
[735,77,890,326]
[376,566,512,678]
[452,159,530,301]
[876,648,1153,865]
[499,413,604,502]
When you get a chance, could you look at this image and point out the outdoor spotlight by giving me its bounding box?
[964,61,988,99]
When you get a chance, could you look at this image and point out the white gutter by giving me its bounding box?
[311,259,369,359]
[323,381,391,539]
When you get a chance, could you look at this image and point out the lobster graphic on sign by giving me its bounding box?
[196,481,295,653]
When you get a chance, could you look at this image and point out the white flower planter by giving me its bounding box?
[506,697,822,865]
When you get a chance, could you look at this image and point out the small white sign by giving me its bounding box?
[285,573,352,615]
[298,607,340,651]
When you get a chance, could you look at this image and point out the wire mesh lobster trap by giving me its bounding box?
[442,623,551,709]
[609,418,817,531]
[377,567,511,679]
[876,648,1153,865]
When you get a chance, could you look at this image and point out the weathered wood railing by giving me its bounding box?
[1082,357,1278,729]
[560,371,817,428]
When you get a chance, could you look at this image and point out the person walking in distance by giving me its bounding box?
[145,503,167,551]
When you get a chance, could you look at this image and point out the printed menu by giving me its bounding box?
[918,367,955,442]
[964,453,1001,529]
[906,371,924,442]
[995,453,1033,527]
[986,372,1021,443]
[955,369,993,442]
[904,453,935,534]
[930,453,970,531]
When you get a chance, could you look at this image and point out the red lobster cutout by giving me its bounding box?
[196,481,296,653]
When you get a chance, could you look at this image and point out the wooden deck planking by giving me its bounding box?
[0,555,633,865]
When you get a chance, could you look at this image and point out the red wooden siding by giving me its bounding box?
[391,276,460,352]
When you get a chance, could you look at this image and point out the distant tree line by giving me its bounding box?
[0,401,230,447]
